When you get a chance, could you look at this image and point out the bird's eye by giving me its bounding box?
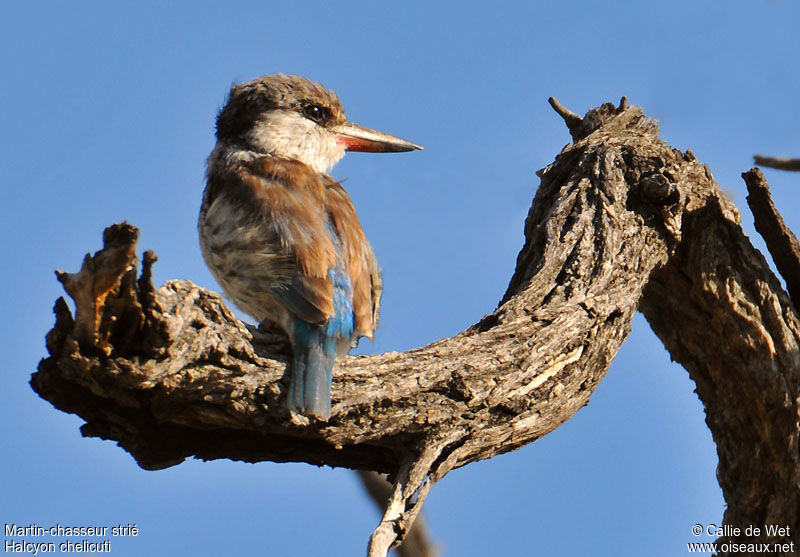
[302,103,328,124]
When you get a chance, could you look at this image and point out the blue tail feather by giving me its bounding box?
[287,223,356,420]
[289,321,337,419]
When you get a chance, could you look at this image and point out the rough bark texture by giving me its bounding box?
[31,99,800,556]
[744,167,800,311]
[638,166,800,553]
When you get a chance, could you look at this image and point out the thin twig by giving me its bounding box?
[753,155,800,172]
[357,471,439,557]
[548,97,583,138]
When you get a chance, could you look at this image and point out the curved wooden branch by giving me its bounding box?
[31,99,800,553]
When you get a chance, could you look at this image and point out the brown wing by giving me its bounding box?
[324,178,382,338]
[237,156,339,324]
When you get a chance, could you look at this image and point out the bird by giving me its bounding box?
[199,74,421,420]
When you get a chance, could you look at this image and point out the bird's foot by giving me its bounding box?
[252,319,292,357]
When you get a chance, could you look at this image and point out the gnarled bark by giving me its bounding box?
[32,98,800,556]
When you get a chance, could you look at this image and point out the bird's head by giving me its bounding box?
[215,74,422,174]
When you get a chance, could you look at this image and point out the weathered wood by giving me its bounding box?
[640,170,800,554]
[31,99,800,555]
[743,167,800,311]
[357,470,439,557]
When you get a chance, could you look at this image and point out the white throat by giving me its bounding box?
[243,110,346,174]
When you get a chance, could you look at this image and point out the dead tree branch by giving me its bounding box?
[638,168,800,553]
[754,155,800,172]
[743,167,800,311]
[357,471,439,557]
[31,99,800,555]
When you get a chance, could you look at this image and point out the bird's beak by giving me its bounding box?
[334,122,423,153]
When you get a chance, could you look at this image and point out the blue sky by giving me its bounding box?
[3,1,799,555]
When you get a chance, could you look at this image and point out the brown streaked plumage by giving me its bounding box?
[199,74,421,419]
